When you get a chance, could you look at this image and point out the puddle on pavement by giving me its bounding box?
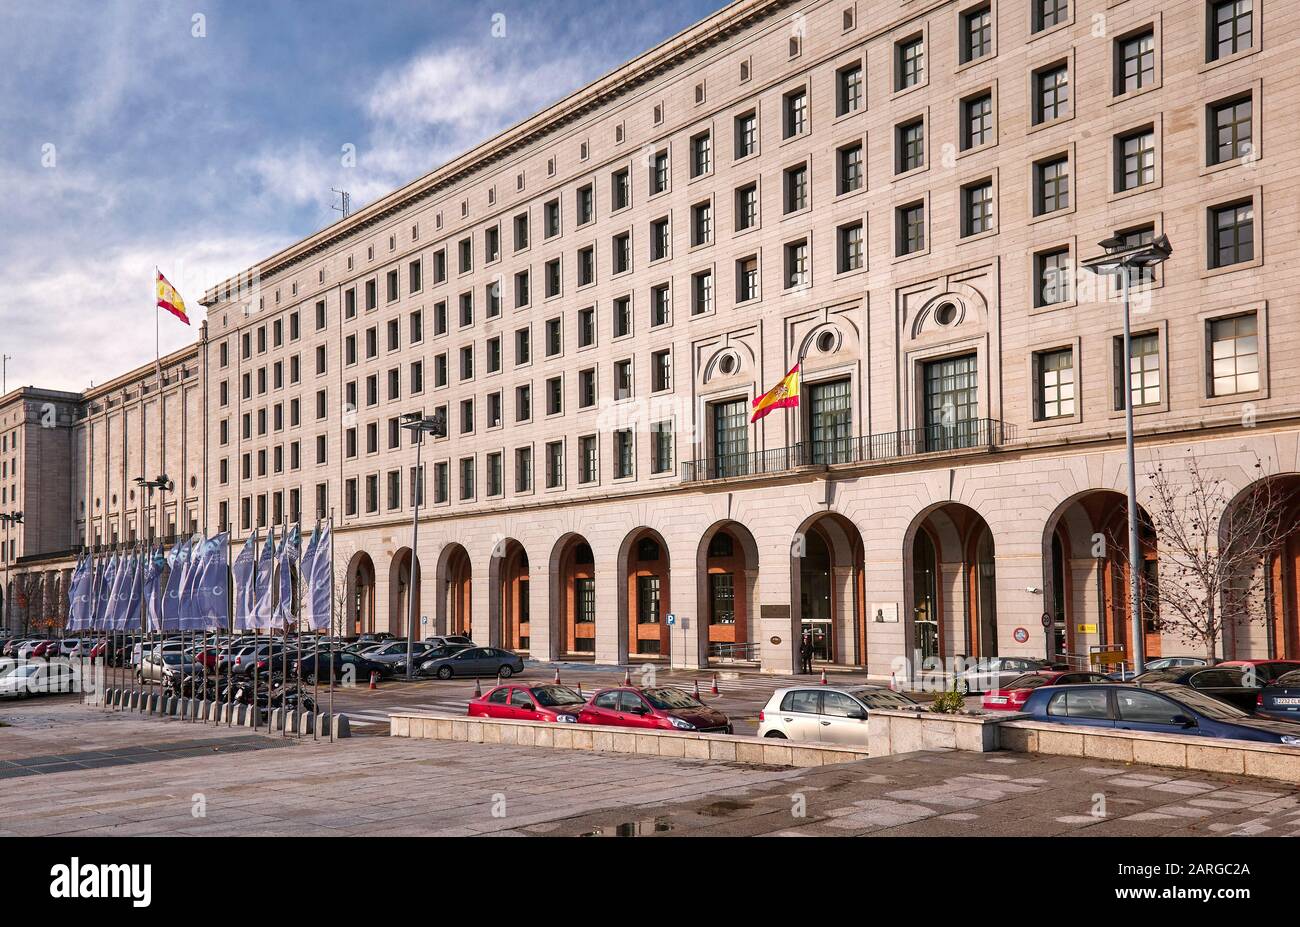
[698,799,752,817]
[579,816,675,836]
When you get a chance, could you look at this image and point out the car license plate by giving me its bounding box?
[1274,697,1300,706]
[988,696,1007,704]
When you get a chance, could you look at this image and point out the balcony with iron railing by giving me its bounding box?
[681,418,1016,483]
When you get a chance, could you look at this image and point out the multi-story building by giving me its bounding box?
[5,0,1298,678]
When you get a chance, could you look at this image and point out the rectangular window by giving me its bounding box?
[783,88,807,138]
[692,269,713,315]
[784,163,809,212]
[837,142,864,194]
[613,232,631,274]
[651,150,669,194]
[836,63,863,116]
[1034,64,1069,124]
[784,239,809,289]
[736,256,759,302]
[923,354,979,450]
[897,36,925,90]
[459,457,475,500]
[515,447,533,493]
[651,421,673,474]
[1209,0,1253,62]
[1116,127,1156,191]
[735,183,758,230]
[651,284,670,327]
[434,462,449,504]
[614,359,633,400]
[1210,200,1254,268]
[962,93,993,150]
[962,5,992,63]
[711,399,748,478]
[650,217,670,260]
[897,119,925,173]
[1116,30,1156,96]
[808,378,852,464]
[734,111,757,159]
[579,435,598,484]
[613,296,632,338]
[577,184,594,225]
[1035,155,1070,215]
[691,201,712,246]
[1035,248,1072,307]
[1209,313,1259,396]
[545,441,564,488]
[1118,332,1161,409]
[578,306,595,347]
[651,349,671,392]
[1209,95,1252,165]
[1035,348,1075,419]
[690,131,711,177]
[897,201,925,255]
[1034,0,1069,32]
[486,452,503,497]
[962,180,994,236]
[612,168,630,211]
[614,429,633,479]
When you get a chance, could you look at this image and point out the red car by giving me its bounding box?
[189,646,221,670]
[28,640,59,659]
[1219,659,1300,687]
[982,670,1113,711]
[468,684,586,722]
[578,686,732,734]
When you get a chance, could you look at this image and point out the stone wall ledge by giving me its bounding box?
[389,711,872,768]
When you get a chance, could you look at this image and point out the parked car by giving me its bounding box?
[758,685,919,744]
[953,657,1050,694]
[982,670,1113,712]
[579,686,732,734]
[423,635,475,648]
[298,649,391,685]
[1220,659,1300,688]
[1131,666,1259,713]
[231,643,287,677]
[1108,655,1209,682]
[409,644,473,676]
[137,651,195,685]
[352,632,396,646]
[19,639,57,660]
[417,646,524,680]
[1020,681,1300,745]
[363,640,433,667]
[0,660,79,699]
[468,684,587,722]
[1257,669,1300,722]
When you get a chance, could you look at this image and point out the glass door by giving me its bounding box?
[809,378,852,464]
[711,399,749,477]
[923,354,978,451]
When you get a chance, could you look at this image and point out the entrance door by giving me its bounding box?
[923,354,978,451]
[912,531,940,660]
[800,531,833,661]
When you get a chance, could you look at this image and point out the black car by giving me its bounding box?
[298,650,392,685]
[418,646,525,680]
[1258,669,1300,723]
[1131,666,1259,713]
[405,643,471,676]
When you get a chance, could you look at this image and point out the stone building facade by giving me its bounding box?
[6,0,1298,678]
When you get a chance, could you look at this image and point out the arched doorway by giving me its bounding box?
[1221,474,1300,660]
[905,504,998,659]
[791,513,866,667]
[345,551,376,635]
[436,544,472,638]
[488,539,530,652]
[1043,490,1159,664]
[619,529,670,662]
[551,534,595,659]
[697,521,759,665]
[388,548,421,638]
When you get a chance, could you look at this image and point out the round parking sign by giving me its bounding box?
[1013,627,1030,644]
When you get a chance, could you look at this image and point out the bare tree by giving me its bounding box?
[1116,453,1295,661]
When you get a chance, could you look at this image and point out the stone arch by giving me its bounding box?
[697,520,760,667]
[616,527,671,663]
[387,547,421,638]
[790,512,866,668]
[487,538,531,652]
[1218,473,1300,660]
[549,533,596,660]
[344,550,376,636]
[434,543,472,638]
[902,502,998,661]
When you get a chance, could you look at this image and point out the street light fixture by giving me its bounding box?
[0,511,23,632]
[1082,233,1172,676]
[398,411,446,680]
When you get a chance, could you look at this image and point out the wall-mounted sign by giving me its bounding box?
[873,603,899,623]
[1076,624,1098,634]
[1013,627,1030,644]
[769,636,782,646]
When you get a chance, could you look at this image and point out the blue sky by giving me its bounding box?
[0,0,726,392]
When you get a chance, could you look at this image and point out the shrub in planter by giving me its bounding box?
[929,689,966,714]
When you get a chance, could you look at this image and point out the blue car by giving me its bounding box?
[1258,669,1300,722]
[1020,682,1300,746]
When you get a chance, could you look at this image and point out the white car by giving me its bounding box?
[757,685,920,746]
[0,660,79,699]
[58,638,88,658]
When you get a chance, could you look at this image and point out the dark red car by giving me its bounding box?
[28,640,59,659]
[1219,659,1300,687]
[468,684,586,722]
[578,686,732,734]
[982,670,1112,711]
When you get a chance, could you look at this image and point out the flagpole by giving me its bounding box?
[311,520,319,741]
[328,509,335,744]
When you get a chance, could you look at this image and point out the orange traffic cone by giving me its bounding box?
[710,674,720,696]
[473,677,482,698]
[553,667,562,685]
[623,668,632,686]
[693,679,701,699]
[889,672,899,692]
[819,669,828,686]
[576,681,583,698]
[369,671,379,690]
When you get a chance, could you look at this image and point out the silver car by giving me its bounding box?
[757,685,920,745]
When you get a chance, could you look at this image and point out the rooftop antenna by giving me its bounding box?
[331,188,352,220]
[2,355,11,395]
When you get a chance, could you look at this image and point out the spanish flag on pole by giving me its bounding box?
[156,269,191,325]
[750,363,801,423]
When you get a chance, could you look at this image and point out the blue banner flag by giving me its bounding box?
[232,530,257,631]
[113,550,142,631]
[98,554,121,630]
[143,546,165,632]
[273,524,300,629]
[306,521,333,632]
[187,532,229,631]
[252,527,275,629]
[66,554,89,631]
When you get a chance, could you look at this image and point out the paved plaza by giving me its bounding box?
[1,700,1298,837]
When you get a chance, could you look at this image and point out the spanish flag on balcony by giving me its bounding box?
[750,363,801,423]
[156,269,191,325]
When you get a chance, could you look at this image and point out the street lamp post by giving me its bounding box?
[398,411,446,681]
[1082,233,1172,676]
[0,511,24,634]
